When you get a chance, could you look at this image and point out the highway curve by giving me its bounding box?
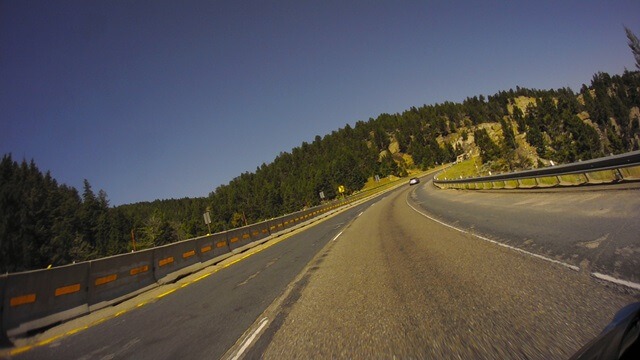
[9,195,387,360]
[258,176,639,359]
[8,174,639,359]
[414,178,640,285]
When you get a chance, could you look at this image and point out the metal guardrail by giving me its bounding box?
[434,151,640,189]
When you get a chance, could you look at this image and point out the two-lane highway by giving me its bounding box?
[11,193,390,360]
[9,172,639,359]
[261,175,638,358]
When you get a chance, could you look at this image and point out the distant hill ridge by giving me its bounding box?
[2,70,639,271]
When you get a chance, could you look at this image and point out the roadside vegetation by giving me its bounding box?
[438,158,482,180]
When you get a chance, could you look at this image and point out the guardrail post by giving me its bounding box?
[583,172,592,184]
[614,168,624,181]
[515,179,521,189]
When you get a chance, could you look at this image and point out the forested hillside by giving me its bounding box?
[2,70,639,272]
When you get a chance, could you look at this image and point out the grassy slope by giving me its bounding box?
[434,157,482,181]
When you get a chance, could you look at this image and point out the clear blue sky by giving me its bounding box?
[1,0,639,206]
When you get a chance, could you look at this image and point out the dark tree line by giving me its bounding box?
[2,68,639,272]
[0,157,132,272]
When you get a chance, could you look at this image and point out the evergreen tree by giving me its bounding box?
[500,118,517,150]
[512,106,525,133]
[474,129,501,163]
[625,26,640,70]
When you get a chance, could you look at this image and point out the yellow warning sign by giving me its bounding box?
[338,185,345,193]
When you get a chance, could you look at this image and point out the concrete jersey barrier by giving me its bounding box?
[0,275,6,344]
[197,233,231,262]
[3,262,90,337]
[152,238,201,282]
[0,186,378,340]
[87,249,156,310]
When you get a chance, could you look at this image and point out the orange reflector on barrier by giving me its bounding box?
[270,226,276,231]
[262,228,268,233]
[284,221,289,225]
[158,257,174,267]
[55,284,81,297]
[130,265,149,276]
[10,294,36,307]
[277,223,283,228]
[252,231,259,236]
[230,237,239,243]
[216,241,227,248]
[95,274,117,286]
[201,246,212,253]
[182,250,196,259]
[242,234,250,239]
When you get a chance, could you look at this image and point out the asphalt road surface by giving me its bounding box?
[8,174,639,359]
[258,176,638,359]
[10,195,388,360]
[412,179,640,284]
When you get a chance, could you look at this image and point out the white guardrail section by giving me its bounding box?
[434,151,640,190]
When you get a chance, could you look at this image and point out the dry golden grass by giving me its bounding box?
[507,96,536,115]
[361,175,397,192]
[435,157,481,181]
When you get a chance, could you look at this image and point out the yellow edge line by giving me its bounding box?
[2,190,377,357]
[6,299,153,356]
[9,345,33,356]
[66,325,88,335]
[193,273,211,282]
[157,288,177,298]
